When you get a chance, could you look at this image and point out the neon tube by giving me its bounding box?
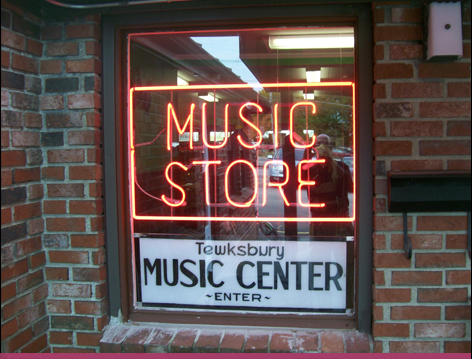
[224,160,257,208]
[201,103,229,149]
[237,103,263,149]
[289,102,316,149]
[167,103,195,151]
[298,159,326,208]
[161,162,188,207]
[193,160,221,205]
[262,161,289,206]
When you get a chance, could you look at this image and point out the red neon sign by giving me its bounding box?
[129,82,355,223]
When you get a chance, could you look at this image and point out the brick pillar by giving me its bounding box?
[372,1,471,354]
[40,14,108,353]
[1,2,49,353]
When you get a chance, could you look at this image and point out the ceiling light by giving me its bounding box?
[306,70,321,83]
[177,77,189,86]
[303,93,315,100]
[269,35,354,50]
[199,93,219,102]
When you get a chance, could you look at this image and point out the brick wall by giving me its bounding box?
[372,1,471,353]
[1,0,107,353]
[1,1,49,353]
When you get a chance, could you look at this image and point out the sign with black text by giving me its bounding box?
[139,238,346,311]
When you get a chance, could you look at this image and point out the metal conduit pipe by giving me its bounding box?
[44,0,187,9]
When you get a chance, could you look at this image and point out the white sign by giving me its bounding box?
[139,238,346,311]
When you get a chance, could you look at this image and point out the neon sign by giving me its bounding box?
[129,82,355,222]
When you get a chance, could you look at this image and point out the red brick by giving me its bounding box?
[445,306,471,320]
[12,131,40,147]
[389,44,423,60]
[1,170,13,187]
[18,302,46,329]
[100,325,133,353]
[1,50,10,68]
[71,233,105,248]
[391,7,422,23]
[373,305,384,321]
[373,8,385,24]
[444,341,471,353]
[26,39,43,57]
[17,270,43,293]
[32,283,48,303]
[47,299,71,314]
[448,121,471,137]
[46,217,86,232]
[375,141,412,156]
[65,24,100,39]
[45,267,69,281]
[24,113,42,128]
[169,329,198,353]
[373,234,386,250]
[90,216,104,232]
[391,271,442,286]
[40,95,64,110]
[28,184,44,200]
[391,121,443,137]
[43,200,66,214]
[15,236,42,257]
[51,283,91,298]
[374,25,422,42]
[374,63,414,80]
[320,331,344,353]
[244,331,270,353]
[417,216,467,231]
[390,160,443,171]
[6,327,33,353]
[75,300,104,315]
[1,28,26,51]
[1,294,31,320]
[219,331,245,353]
[1,259,28,282]
[1,319,18,341]
[47,149,85,163]
[446,234,467,249]
[375,197,386,213]
[448,82,471,98]
[1,150,26,167]
[375,215,411,232]
[374,288,411,303]
[77,332,103,347]
[390,341,440,353]
[85,41,101,56]
[420,101,471,118]
[344,332,370,353]
[269,332,295,353]
[73,266,106,282]
[146,329,176,353]
[69,165,102,180]
[373,341,383,353]
[374,253,412,270]
[89,182,103,198]
[392,83,443,99]
[66,58,100,73]
[373,323,409,338]
[47,42,79,56]
[374,270,385,285]
[11,53,39,74]
[27,217,44,236]
[41,167,65,181]
[1,207,12,225]
[50,331,73,345]
[416,253,466,269]
[69,130,100,145]
[49,250,88,264]
[418,288,469,303]
[14,167,41,183]
[14,202,41,221]
[419,63,471,79]
[69,200,102,214]
[53,348,96,354]
[374,45,384,62]
[294,332,319,353]
[415,323,465,338]
[391,306,441,320]
[40,60,62,74]
[96,282,108,299]
[47,183,84,197]
[446,270,471,285]
[448,159,471,170]
[420,140,470,156]
[120,327,154,353]
[68,93,100,109]
[391,234,443,250]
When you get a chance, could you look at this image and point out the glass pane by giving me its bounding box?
[129,26,355,313]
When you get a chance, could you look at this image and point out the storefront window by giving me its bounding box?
[128,27,356,313]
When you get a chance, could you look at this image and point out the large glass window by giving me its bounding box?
[128,27,356,313]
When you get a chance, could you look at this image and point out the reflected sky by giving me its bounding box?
[191,36,263,91]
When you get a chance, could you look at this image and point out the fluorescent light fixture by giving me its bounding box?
[177,77,189,86]
[199,93,219,102]
[306,70,321,83]
[303,93,315,100]
[269,35,354,49]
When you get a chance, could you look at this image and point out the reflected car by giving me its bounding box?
[341,156,354,177]
[331,147,352,159]
[268,147,307,182]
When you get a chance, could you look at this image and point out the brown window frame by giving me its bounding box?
[102,0,373,332]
